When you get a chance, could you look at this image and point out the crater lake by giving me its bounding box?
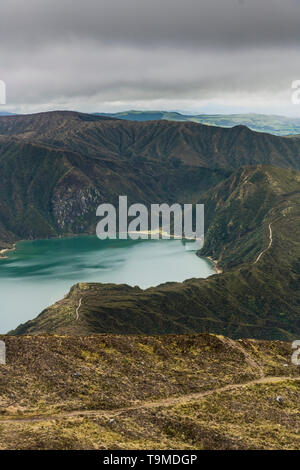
[0,236,215,333]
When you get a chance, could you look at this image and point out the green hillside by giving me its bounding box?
[0,136,227,250]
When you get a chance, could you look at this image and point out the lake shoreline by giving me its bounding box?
[0,231,220,276]
[0,245,16,259]
[0,236,216,333]
[203,255,223,274]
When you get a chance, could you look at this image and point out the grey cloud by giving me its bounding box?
[2,43,297,100]
[0,0,299,114]
[1,0,300,48]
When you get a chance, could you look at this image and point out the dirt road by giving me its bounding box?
[1,375,298,424]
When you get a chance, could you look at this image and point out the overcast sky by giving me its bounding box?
[1,0,300,115]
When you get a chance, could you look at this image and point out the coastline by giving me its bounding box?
[0,232,92,259]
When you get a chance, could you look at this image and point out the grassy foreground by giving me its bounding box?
[0,334,299,450]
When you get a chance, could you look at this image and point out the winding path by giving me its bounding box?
[1,376,298,424]
[218,336,265,378]
[254,222,273,264]
[75,298,82,321]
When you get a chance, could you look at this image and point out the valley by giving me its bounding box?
[0,112,298,340]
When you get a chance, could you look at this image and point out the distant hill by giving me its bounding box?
[96,110,300,136]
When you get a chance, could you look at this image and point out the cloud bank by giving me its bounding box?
[1,0,300,115]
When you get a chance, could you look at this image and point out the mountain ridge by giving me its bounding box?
[1,111,300,171]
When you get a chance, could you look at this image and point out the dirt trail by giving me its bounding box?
[254,222,273,264]
[1,376,298,425]
[75,298,82,321]
[218,336,265,378]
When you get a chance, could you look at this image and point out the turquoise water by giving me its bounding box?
[0,236,214,333]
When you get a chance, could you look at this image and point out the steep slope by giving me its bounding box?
[0,136,227,249]
[201,165,300,266]
[12,166,300,340]
[0,334,299,450]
